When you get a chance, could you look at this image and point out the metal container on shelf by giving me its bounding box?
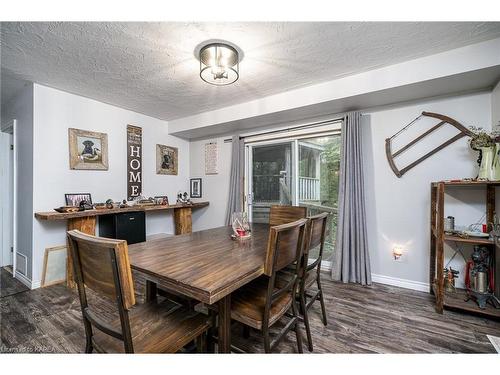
[444,216,455,233]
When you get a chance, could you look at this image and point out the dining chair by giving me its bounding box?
[269,205,307,226]
[229,218,307,353]
[297,212,329,351]
[67,229,211,353]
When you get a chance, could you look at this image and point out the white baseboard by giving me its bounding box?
[371,273,430,293]
[14,272,41,290]
[15,272,32,289]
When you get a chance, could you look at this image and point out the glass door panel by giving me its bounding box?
[298,135,341,262]
[249,142,294,223]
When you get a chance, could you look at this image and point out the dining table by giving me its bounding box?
[127,223,270,353]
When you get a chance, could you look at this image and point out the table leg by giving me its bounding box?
[66,216,96,288]
[145,280,158,302]
[174,207,192,235]
[218,294,231,353]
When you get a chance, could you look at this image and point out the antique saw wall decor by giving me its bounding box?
[385,111,473,177]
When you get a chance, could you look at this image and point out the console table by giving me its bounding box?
[35,201,209,287]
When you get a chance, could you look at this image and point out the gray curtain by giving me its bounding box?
[332,111,371,285]
[225,135,245,225]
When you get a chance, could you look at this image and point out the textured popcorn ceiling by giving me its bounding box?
[2,22,500,121]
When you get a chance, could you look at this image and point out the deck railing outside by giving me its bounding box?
[299,176,320,201]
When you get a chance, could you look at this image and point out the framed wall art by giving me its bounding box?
[190,178,202,198]
[156,144,178,175]
[68,128,109,170]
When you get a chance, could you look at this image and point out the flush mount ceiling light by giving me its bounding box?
[199,43,239,86]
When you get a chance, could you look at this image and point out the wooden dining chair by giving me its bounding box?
[297,212,329,351]
[67,229,211,353]
[229,218,307,353]
[269,205,307,226]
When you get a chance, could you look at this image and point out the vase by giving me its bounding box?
[493,143,500,181]
[478,146,495,180]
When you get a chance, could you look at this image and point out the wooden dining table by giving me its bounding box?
[127,223,269,353]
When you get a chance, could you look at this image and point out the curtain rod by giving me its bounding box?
[223,116,345,143]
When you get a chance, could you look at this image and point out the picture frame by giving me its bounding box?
[190,178,202,198]
[65,193,92,207]
[68,128,109,170]
[156,144,178,175]
[154,195,169,205]
[41,245,67,287]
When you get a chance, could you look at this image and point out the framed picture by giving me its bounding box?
[65,193,92,207]
[41,245,67,287]
[190,178,202,198]
[154,195,169,205]
[68,128,109,170]
[156,144,178,175]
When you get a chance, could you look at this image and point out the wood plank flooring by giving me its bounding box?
[1,271,499,353]
[0,267,29,298]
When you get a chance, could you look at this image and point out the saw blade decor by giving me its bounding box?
[385,111,473,178]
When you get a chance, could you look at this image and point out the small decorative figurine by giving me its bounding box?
[176,191,192,205]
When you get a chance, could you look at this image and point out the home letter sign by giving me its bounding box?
[127,125,142,200]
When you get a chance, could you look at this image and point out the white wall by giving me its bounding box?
[189,92,493,290]
[363,92,492,289]
[1,83,34,279]
[190,138,232,231]
[492,81,500,130]
[0,131,13,267]
[31,84,190,286]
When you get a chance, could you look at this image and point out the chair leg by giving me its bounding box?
[300,295,313,352]
[291,299,303,354]
[242,325,250,339]
[263,327,271,353]
[85,337,93,354]
[317,278,328,326]
[83,318,93,353]
[196,332,207,353]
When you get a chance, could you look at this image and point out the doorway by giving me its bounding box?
[1,119,17,276]
[245,124,341,266]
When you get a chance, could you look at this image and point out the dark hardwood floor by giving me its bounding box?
[1,271,499,353]
[0,267,29,298]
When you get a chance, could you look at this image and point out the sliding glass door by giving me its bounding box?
[245,127,341,265]
[247,141,295,223]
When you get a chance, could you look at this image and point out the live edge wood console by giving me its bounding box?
[35,201,209,287]
[430,181,499,319]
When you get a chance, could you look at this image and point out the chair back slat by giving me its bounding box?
[269,205,307,226]
[264,218,307,276]
[303,213,329,271]
[67,230,136,309]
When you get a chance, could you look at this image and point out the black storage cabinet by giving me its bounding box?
[99,212,146,245]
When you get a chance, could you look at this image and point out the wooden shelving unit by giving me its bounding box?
[430,181,499,320]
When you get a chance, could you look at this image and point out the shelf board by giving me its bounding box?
[444,234,494,245]
[432,180,500,187]
[443,288,500,319]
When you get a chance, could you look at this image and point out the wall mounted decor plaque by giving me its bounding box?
[156,144,178,175]
[127,125,142,200]
[205,141,218,175]
[68,128,108,170]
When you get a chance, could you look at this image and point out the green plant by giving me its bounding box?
[469,126,494,150]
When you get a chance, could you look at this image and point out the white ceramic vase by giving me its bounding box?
[478,146,495,180]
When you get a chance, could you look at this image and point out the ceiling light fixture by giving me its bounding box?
[199,43,239,86]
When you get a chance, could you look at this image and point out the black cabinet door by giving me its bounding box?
[99,212,146,245]
[115,212,146,244]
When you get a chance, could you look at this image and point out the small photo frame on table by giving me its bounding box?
[154,196,169,205]
[65,193,92,207]
[190,178,202,198]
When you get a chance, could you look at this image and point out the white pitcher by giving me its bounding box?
[493,143,500,181]
[478,146,495,180]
